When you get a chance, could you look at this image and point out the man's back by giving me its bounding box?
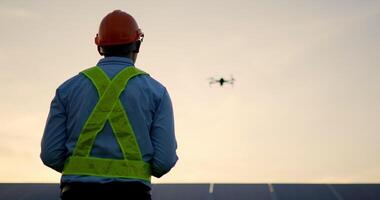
[41,56,178,185]
[41,10,178,199]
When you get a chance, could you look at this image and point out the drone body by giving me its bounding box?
[208,76,235,86]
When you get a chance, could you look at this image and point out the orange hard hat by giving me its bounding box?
[95,10,143,46]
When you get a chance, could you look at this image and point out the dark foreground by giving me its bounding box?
[0,183,379,200]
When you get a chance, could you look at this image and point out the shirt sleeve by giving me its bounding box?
[150,88,178,178]
[40,88,68,173]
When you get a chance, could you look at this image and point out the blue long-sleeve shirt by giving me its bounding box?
[41,57,178,186]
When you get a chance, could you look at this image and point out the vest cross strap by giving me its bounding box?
[63,66,151,181]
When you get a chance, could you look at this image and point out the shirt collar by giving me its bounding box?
[96,56,135,67]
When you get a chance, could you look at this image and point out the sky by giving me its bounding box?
[0,0,379,183]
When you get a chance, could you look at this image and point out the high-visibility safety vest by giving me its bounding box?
[63,66,151,181]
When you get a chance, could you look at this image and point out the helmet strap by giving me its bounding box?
[97,46,105,56]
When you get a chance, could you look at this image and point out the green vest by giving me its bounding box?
[62,66,151,181]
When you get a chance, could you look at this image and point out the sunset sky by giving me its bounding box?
[0,0,379,183]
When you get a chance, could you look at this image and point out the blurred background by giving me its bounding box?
[0,0,379,184]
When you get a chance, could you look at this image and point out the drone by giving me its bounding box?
[208,76,235,86]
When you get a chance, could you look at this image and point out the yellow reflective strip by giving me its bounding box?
[73,67,115,156]
[63,156,151,181]
[109,101,141,160]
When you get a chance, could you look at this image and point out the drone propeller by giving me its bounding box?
[207,77,216,86]
[230,75,235,85]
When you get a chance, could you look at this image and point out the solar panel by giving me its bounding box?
[331,184,380,200]
[212,184,272,200]
[0,183,60,200]
[1,183,380,200]
[273,184,338,200]
[152,184,211,200]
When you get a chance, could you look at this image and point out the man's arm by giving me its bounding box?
[150,88,178,178]
[40,89,68,173]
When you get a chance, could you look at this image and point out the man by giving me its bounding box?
[40,10,178,200]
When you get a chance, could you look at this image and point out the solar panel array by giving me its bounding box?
[0,183,379,200]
